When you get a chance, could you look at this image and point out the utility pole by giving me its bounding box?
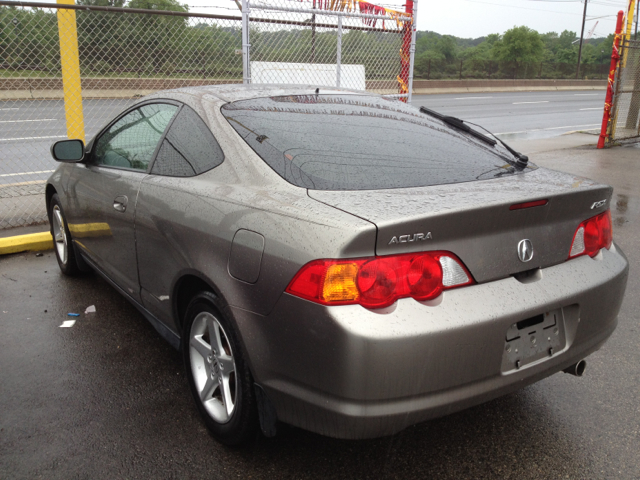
[576,0,588,79]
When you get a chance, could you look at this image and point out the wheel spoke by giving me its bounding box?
[220,373,235,416]
[54,209,63,231]
[200,376,217,402]
[208,318,225,355]
[190,335,211,361]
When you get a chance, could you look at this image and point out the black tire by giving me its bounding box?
[182,291,258,446]
[48,193,81,276]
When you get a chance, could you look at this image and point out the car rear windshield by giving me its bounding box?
[221,94,535,191]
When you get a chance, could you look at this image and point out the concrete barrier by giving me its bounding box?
[0,77,607,99]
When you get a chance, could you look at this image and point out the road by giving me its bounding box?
[1,137,639,479]
[0,99,131,186]
[0,90,607,185]
[412,90,606,140]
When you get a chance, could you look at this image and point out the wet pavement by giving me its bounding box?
[1,139,639,479]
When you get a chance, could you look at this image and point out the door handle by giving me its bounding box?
[113,195,128,213]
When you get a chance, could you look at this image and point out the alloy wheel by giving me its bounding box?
[52,204,67,265]
[188,311,237,423]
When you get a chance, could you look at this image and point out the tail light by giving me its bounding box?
[569,210,612,259]
[286,252,474,309]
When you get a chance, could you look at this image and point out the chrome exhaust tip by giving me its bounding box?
[563,359,586,377]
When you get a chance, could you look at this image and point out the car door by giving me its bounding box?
[68,102,179,301]
[134,104,225,331]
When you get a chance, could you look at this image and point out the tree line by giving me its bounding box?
[414,26,614,79]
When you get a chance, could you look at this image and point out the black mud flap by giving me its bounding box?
[254,384,278,438]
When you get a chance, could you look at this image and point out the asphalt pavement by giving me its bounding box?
[1,136,639,479]
[0,99,132,185]
[413,90,607,140]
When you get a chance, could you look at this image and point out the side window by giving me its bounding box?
[93,103,178,171]
[151,105,224,177]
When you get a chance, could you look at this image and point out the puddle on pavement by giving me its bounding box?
[612,193,638,229]
[497,129,598,142]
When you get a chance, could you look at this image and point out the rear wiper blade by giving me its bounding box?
[419,106,529,169]
[419,106,496,146]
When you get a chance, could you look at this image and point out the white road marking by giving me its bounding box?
[580,107,602,111]
[0,118,57,124]
[0,135,65,142]
[454,97,493,100]
[495,123,600,135]
[512,101,550,104]
[574,94,600,96]
[0,108,19,111]
[0,170,55,178]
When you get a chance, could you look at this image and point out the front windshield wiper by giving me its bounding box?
[419,106,529,169]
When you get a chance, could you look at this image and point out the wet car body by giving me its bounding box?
[45,85,629,441]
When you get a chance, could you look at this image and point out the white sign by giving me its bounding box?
[250,62,366,91]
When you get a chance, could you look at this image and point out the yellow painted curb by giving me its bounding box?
[0,232,54,255]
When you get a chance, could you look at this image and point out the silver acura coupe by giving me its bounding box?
[46,85,629,445]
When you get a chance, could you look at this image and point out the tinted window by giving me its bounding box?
[151,105,224,177]
[93,103,178,171]
[221,95,536,191]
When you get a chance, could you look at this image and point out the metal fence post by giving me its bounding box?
[598,10,624,148]
[242,0,251,84]
[407,0,417,103]
[56,0,85,142]
[336,15,342,88]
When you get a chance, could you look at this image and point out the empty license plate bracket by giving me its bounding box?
[501,309,566,373]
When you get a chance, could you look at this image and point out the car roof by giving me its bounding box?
[142,83,379,104]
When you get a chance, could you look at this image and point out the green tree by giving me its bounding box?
[127,0,188,11]
[492,26,545,68]
[436,35,457,61]
[77,0,125,7]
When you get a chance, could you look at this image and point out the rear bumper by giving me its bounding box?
[230,244,629,439]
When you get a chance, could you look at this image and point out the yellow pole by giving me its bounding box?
[56,0,85,142]
[610,0,637,140]
[622,0,637,68]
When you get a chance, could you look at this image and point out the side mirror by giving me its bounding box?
[51,139,85,163]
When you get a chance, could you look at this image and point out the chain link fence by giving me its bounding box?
[414,58,610,81]
[0,0,411,229]
[609,38,640,143]
[245,0,408,93]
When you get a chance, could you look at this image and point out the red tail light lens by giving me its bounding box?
[357,258,399,308]
[286,252,474,309]
[569,210,612,259]
[407,255,443,301]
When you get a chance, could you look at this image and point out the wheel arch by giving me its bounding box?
[172,272,257,375]
[45,183,57,226]
[173,273,224,337]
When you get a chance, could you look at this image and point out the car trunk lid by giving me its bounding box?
[308,168,613,283]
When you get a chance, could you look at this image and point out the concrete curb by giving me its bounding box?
[0,232,53,255]
[0,78,608,99]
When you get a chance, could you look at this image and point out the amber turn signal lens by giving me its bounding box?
[322,263,360,303]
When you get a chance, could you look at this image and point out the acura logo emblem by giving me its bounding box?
[517,239,534,263]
